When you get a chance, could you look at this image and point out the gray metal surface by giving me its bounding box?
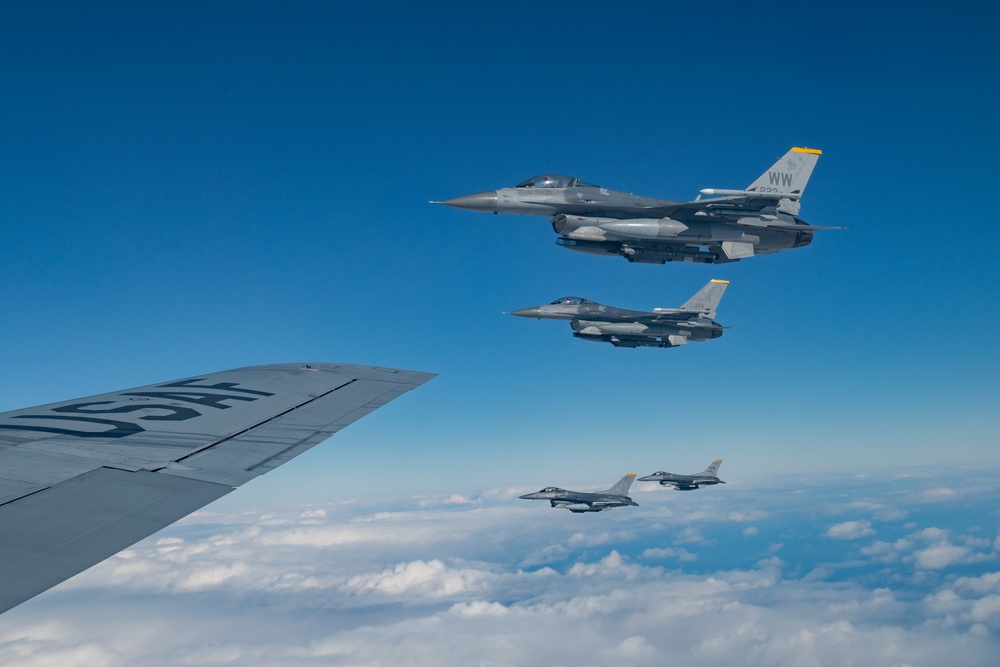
[509,280,729,349]
[0,362,434,614]
[520,474,638,513]
[0,468,230,614]
[436,147,838,264]
[638,460,725,491]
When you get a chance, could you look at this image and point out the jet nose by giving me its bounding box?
[636,475,655,482]
[511,307,542,318]
[443,191,498,212]
[519,492,539,500]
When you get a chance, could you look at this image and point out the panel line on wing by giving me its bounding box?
[169,379,358,468]
[244,384,412,474]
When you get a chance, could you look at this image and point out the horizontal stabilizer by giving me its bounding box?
[758,222,844,231]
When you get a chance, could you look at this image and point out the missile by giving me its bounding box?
[699,188,799,198]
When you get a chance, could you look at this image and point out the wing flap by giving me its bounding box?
[0,447,104,506]
[0,466,231,614]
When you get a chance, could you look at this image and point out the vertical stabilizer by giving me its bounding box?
[680,280,729,319]
[604,473,637,495]
[746,147,821,197]
[699,460,723,477]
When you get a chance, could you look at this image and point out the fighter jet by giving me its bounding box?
[437,147,835,264]
[639,460,725,491]
[520,473,638,513]
[510,279,728,349]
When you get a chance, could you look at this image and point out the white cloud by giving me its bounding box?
[675,526,706,544]
[340,559,493,598]
[3,473,1000,666]
[954,572,1000,596]
[825,520,876,540]
[860,538,912,563]
[847,500,908,521]
[901,527,996,571]
[641,547,697,562]
[566,531,634,547]
[914,542,974,570]
[916,527,951,541]
[969,595,1000,623]
[612,634,655,660]
[415,494,476,507]
[921,488,958,501]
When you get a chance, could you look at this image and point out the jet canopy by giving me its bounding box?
[514,174,598,189]
[550,296,592,305]
[540,487,564,493]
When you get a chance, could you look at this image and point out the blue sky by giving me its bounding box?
[0,2,998,662]
[2,2,996,498]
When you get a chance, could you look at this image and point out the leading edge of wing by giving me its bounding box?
[0,362,434,614]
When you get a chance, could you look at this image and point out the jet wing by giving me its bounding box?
[0,362,433,614]
[638,196,772,219]
[627,309,702,324]
[641,198,842,230]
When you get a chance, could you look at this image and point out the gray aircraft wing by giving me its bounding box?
[0,362,433,614]
[637,197,840,228]
[652,198,842,229]
[638,311,703,323]
[638,196,775,218]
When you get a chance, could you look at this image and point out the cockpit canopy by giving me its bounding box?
[541,487,564,493]
[550,296,591,305]
[515,174,598,189]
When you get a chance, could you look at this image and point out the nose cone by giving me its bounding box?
[443,191,498,212]
[511,306,543,318]
[637,475,656,482]
[519,492,539,500]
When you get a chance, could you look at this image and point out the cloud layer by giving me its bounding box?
[1,471,998,666]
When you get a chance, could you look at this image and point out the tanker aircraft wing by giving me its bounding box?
[0,362,433,615]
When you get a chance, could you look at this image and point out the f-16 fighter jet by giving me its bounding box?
[510,279,728,349]
[437,147,834,264]
[520,474,638,513]
[639,460,725,491]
